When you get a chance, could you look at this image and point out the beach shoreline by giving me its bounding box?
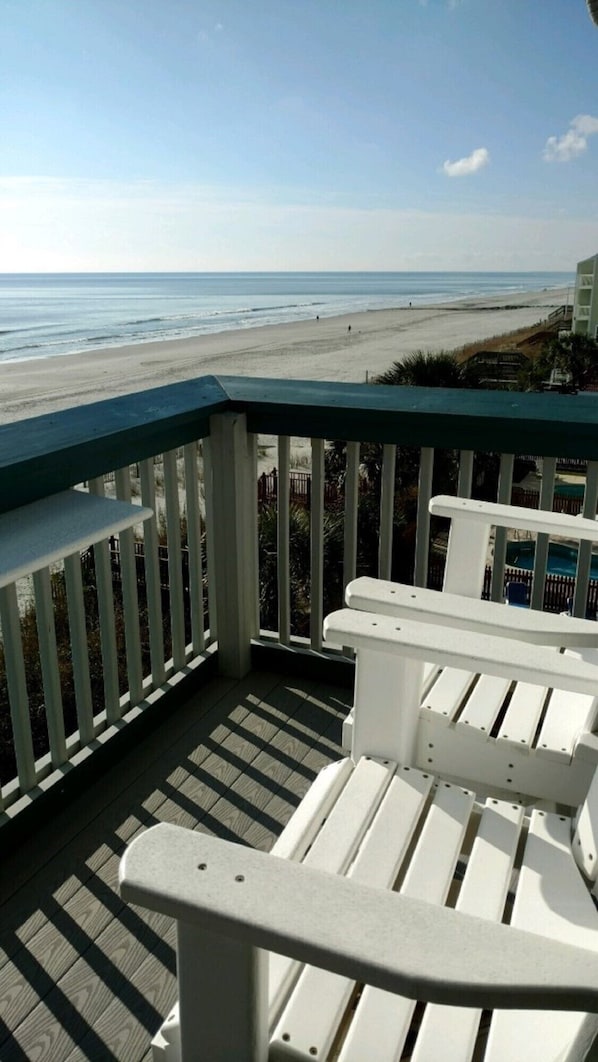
[0,286,568,425]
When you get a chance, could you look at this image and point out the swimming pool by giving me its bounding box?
[505,540,598,579]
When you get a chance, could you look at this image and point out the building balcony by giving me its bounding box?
[4,374,598,1059]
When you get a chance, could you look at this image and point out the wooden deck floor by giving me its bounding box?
[0,670,350,1061]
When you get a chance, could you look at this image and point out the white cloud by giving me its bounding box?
[442,147,489,177]
[543,114,598,162]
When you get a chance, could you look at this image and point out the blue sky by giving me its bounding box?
[1,0,597,271]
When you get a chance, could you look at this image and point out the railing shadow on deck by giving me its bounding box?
[0,672,348,1061]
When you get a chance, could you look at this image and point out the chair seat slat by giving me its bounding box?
[486,809,598,1062]
[535,649,598,763]
[269,757,394,1024]
[337,781,475,1062]
[270,758,353,863]
[455,675,511,740]
[269,760,357,1019]
[302,756,395,871]
[496,681,547,752]
[535,688,595,763]
[270,765,433,1060]
[421,668,476,726]
[411,798,525,1062]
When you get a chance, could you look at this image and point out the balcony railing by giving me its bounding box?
[3,374,598,836]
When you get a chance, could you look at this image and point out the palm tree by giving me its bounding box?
[374,350,483,388]
[529,333,598,392]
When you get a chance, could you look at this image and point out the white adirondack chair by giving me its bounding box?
[121,615,598,1062]
[342,494,598,806]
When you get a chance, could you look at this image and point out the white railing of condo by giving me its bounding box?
[0,440,214,818]
[254,433,598,648]
[2,391,598,819]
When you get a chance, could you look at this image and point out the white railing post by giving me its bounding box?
[115,466,144,703]
[139,457,167,685]
[64,552,95,744]
[163,449,187,671]
[277,435,291,646]
[208,412,259,678]
[0,583,36,792]
[378,443,396,581]
[184,441,206,655]
[414,447,434,587]
[530,456,556,611]
[89,477,121,721]
[343,441,360,596]
[490,454,514,602]
[457,450,474,499]
[310,437,325,652]
[32,566,67,768]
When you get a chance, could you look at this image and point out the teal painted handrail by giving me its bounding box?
[1,373,597,514]
[0,376,229,514]
[219,376,598,457]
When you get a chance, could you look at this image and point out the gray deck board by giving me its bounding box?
[0,671,348,1061]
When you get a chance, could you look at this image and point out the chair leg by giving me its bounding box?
[176,921,268,1062]
[353,648,424,765]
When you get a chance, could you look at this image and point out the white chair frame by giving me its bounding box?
[121,614,598,1062]
[342,495,598,806]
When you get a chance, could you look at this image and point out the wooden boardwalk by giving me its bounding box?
[0,670,350,1061]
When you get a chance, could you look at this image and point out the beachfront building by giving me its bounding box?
[572,252,598,338]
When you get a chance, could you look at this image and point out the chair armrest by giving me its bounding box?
[430,494,598,543]
[120,823,598,1013]
[324,608,598,699]
[346,577,598,647]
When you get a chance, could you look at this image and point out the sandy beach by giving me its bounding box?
[0,287,567,425]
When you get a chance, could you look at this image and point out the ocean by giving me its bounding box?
[0,271,574,365]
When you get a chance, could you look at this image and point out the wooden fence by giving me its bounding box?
[510,487,585,516]
[517,455,587,474]
[258,468,590,518]
[257,469,342,508]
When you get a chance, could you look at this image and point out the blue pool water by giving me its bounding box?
[506,541,598,579]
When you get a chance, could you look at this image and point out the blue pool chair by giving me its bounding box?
[506,580,529,607]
